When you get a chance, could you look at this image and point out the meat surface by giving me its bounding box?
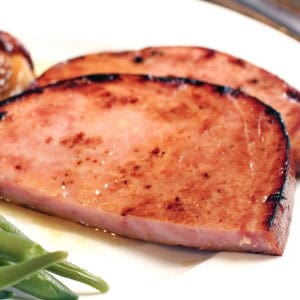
[35,46,300,172]
[0,74,295,255]
[0,31,34,101]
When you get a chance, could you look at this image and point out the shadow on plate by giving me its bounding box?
[215,250,278,263]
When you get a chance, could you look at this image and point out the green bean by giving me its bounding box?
[0,215,109,293]
[0,254,78,299]
[15,270,78,300]
[49,261,109,293]
[0,231,43,261]
[0,258,10,266]
[0,251,67,290]
[0,215,26,238]
[0,290,13,299]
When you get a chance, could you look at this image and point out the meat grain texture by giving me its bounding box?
[0,74,295,255]
[35,46,300,172]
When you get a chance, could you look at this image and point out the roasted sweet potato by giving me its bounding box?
[0,31,34,100]
[35,46,300,172]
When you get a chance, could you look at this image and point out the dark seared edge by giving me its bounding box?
[0,111,7,120]
[132,55,144,63]
[286,87,300,102]
[0,73,292,233]
[213,85,240,96]
[0,74,121,108]
[82,73,121,83]
[0,31,34,69]
[263,103,292,229]
[266,159,292,229]
[0,87,44,107]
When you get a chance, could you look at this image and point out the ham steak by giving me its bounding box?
[0,74,295,255]
[0,31,34,100]
[35,46,300,172]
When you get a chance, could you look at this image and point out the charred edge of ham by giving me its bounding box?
[266,158,292,229]
[0,87,44,107]
[0,111,7,120]
[286,87,300,102]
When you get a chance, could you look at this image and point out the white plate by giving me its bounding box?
[0,0,299,299]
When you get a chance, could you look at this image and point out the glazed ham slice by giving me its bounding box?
[0,74,295,255]
[0,31,34,100]
[35,46,300,172]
